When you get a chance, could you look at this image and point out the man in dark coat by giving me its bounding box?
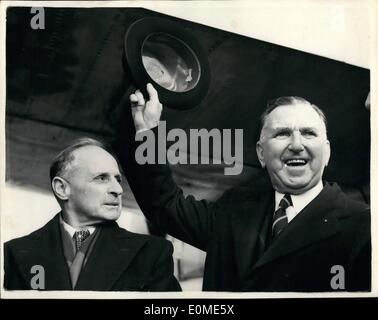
[118,84,370,292]
[4,138,181,291]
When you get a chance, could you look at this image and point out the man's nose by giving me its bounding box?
[109,178,123,196]
[288,131,304,152]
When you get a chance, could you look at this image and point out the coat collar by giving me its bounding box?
[75,220,148,291]
[231,178,275,281]
[252,182,343,271]
[232,181,345,280]
[14,214,72,290]
[14,214,148,290]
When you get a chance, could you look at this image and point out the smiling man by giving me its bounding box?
[255,97,333,236]
[4,138,181,291]
[118,84,371,292]
[256,97,330,195]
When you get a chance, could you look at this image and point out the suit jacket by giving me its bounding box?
[118,141,371,292]
[4,214,181,291]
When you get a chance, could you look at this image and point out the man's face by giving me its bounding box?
[63,146,123,225]
[256,103,330,195]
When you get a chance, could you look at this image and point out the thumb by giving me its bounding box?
[146,83,159,103]
[145,83,163,122]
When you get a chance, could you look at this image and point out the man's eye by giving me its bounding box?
[275,130,291,138]
[95,175,109,182]
[302,129,317,137]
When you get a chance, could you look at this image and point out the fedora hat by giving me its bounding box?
[124,17,211,109]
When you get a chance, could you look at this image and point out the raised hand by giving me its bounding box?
[129,83,163,132]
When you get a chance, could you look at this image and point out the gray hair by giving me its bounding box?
[260,96,327,134]
[49,137,113,182]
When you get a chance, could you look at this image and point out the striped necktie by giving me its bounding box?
[272,194,292,240]
[73,229,90,252]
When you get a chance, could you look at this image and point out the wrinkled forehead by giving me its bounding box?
[68,146,120,175]
[263,104,326,132]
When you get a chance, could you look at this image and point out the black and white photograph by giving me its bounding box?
[0,0,375,298]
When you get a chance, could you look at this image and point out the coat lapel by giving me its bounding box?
[232,184,274,281]
[14,214,72,290]
[252,183,342,271]
[75,222,148,291]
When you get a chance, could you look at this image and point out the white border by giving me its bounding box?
[0,0,376,299]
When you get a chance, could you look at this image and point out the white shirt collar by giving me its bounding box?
[275,180,323,223]
[59,214,96,238]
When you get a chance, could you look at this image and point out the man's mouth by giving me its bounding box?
[104,203,120,207]
[284,159,308,167]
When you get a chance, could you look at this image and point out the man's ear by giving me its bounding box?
[324,140,331,166]
[256,141,266,168]
[52,177,70,200]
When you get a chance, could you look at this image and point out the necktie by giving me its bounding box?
[73,229,90,252]
[272,194,292,240]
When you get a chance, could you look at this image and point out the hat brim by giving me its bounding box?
[124,17,211,110]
